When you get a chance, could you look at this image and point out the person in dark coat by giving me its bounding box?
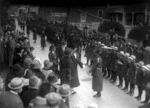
[56,40,67,60]
[126,55,136,96]
[41,32,46,50]
[141,65,150,104]
[135,61,145,101]
[70,44,83,94]
[121,53,130,93]
[48,45,59,77]
[33,29,37,43]
[59,48,73,85]
[116,51,124,88]
[30,58,45,81]
[29,83,52,108]
[0,37,5,70]
[21,76,42,108]
[5,64,25,91]
[109,46,118,84]
[13,47,24,65]
[89,49,103,97]
[8,35,16,68]
[0,77,24,108]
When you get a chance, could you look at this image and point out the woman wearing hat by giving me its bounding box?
[5,64,25,91]
[30,58,45,81]
[121,53,130,92]
[41,60,53,81]
[88,49,103,97]
[48,45,59,78]
[126,55,136,96]
[116,51,124,88]
[59,48,73,85]
[141,65,150,104]
[70,44,83,94]
[135,61,145,101]
[41,32,46,50]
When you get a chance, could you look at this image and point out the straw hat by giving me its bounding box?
[43,60,53,69]
[120,51,124,56]
[125,53,130,57]
[137,61,144,67]
[29,76,41,88]
[146,65,150,71]
[8,77,23,90]
[57,84,71,97]
[31,58,42,69]
[46,92,62,106]
[142,66,149,71]
[131,55,136,60]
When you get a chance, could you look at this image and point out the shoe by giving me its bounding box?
[126,91,131,95]
[71,91,77,95]
[136,97,141,101]
[118,85,123,88]
[130,92,134,96]
[141,100,148,104]
[93,93,101,97]
[124,89,128,93]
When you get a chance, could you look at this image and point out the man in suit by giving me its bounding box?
[21,76,41,108]
[0,77,24,108]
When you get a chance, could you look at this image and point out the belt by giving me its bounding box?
[97,67,102,69]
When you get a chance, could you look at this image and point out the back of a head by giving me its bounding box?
[29,76,41,88]
[39,82,51,97]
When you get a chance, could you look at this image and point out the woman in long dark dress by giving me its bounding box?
[89,49,103,97]
[70,44,83,94]
[41,32,46,50]
[59,48,73,85]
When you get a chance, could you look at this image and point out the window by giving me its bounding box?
[80,14,86,23]
[133,13,145,25]
[98,10,103,17]
[126,13,132,25]
[117,13,123,22]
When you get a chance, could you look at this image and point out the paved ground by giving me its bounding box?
[3,18,143,108]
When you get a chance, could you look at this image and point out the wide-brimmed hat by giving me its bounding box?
[57,84,71,97]
[46,92,62,106]
[47,72,58,83]
[137,61,144,67]
[43,60,53,69]
[8,77,24,90]
[142,66,150,71]
[31,58,42,69]
[120,51,124,56]
[29,76,41,88]
[24,57,32,65]
[146,65,150,71]
[124,53,130,57]
[131,55,136,60]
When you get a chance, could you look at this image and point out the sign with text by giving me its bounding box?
[52,13,67,17]
[80,14,86,23]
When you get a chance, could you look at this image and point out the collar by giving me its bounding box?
[10,90,18,95]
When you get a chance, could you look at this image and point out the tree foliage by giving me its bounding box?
[98,21,126,37]
[128,26,150,41]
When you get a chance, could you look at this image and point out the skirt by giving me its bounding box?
[92,77,103,92]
